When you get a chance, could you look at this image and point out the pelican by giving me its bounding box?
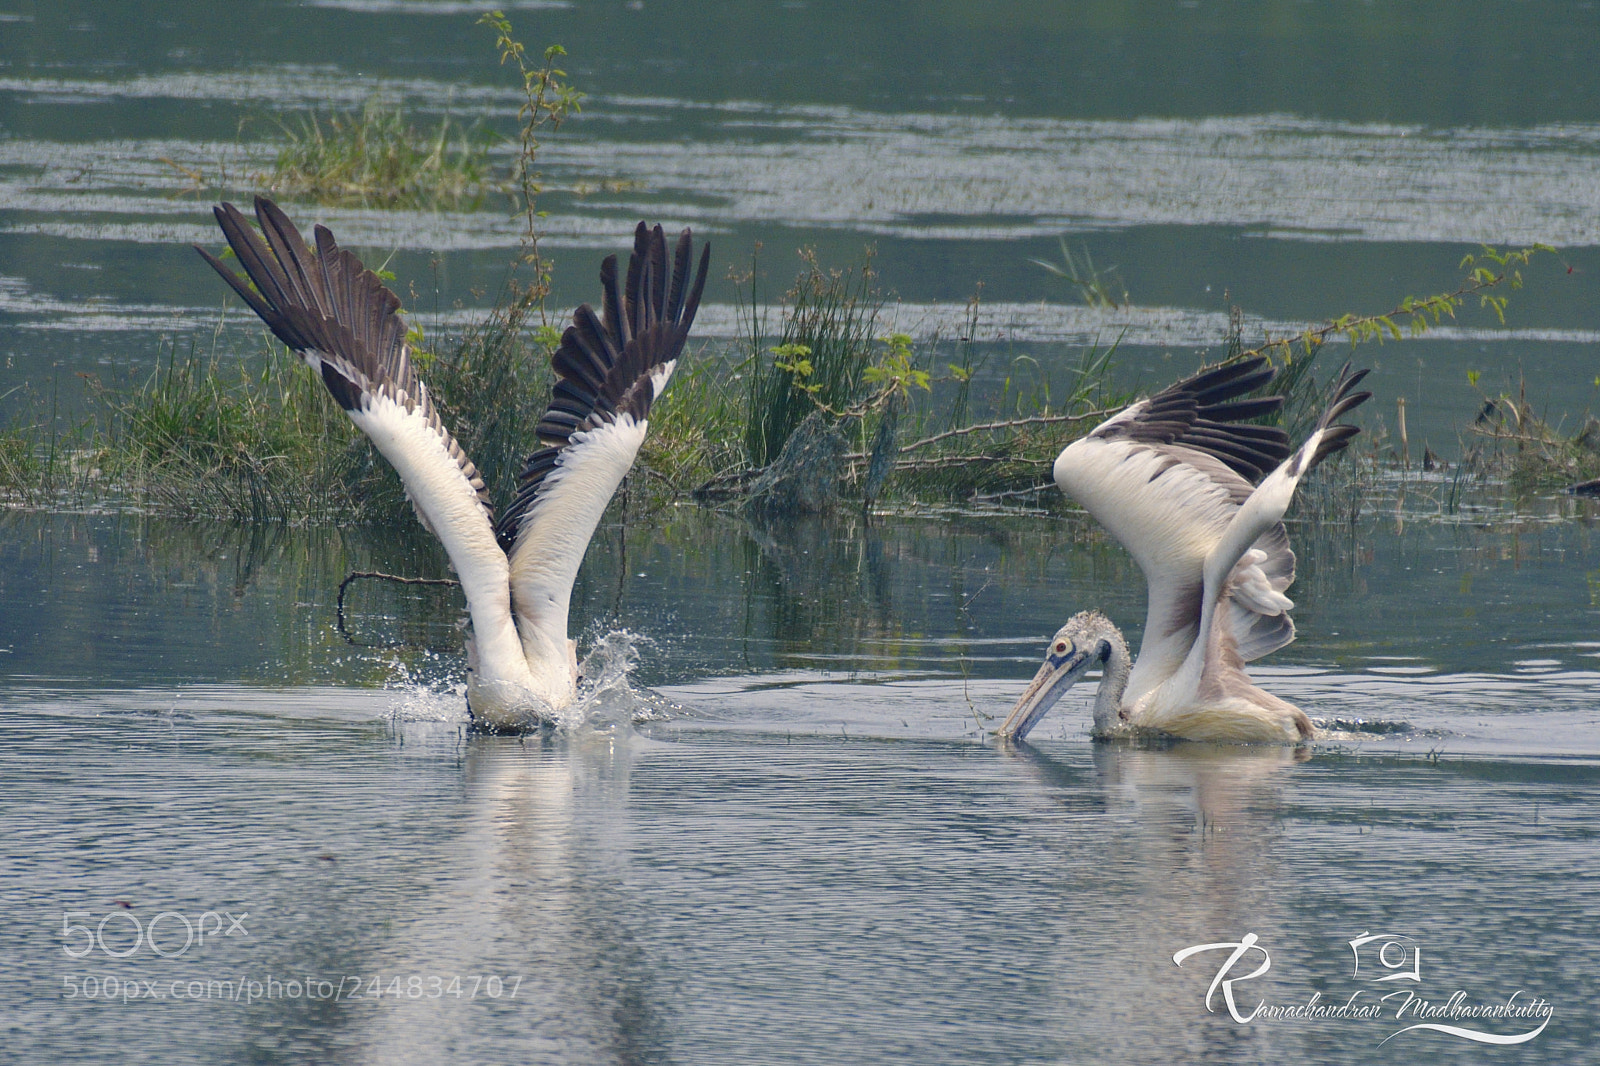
[197,196,708,729]
[999,357,1370,744]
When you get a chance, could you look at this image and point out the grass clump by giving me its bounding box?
[162,14,582,219]
[94,338,372,521]
[1461,379,1600,495]
[0,425,42,503]
[660,249,1130,514]
[267,101,497,210]
[637,354,748,496]
[82,307,560,524]
[0,374,100,507]
[740,248,885,470]
[1031,238,1128,309]
[0,270,561,523]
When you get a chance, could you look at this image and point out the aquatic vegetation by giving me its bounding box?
[93,338,369,521]
[0,425,42,503]
[158,12,582,220]
[870,338,1131,506]
[740,247,885,470]
[678,251,1126,513]
[1031,238,1128,310]
[0,374,102,508]
[0,291,561,523]
[1461,379,1600,495]
[0,224,1558,525]
[266,101,499,209]
[684,244,1556,516]
[87,303,561,523]
[636,350,747,496]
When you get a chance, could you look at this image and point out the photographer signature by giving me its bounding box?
[1173,931,1552,1046]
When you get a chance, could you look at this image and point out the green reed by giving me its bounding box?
[268,101,498,210]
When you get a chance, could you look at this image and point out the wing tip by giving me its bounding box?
[1300,363,1374,471]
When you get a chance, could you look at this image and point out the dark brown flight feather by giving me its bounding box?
[1094,356,1293,482]
[495,222,710,551]
[195,197,491,512]
[1286,363,1372,477]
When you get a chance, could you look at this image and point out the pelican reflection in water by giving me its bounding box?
[1001,358,1370,744]
[198,197,708,730]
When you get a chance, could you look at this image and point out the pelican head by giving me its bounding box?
[999,610,1130,743]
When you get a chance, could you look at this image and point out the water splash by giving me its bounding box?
[1311,716,1427,740]
[383,655,471,724]
[376,628,671,730]
[560,628,670,731]
[387,680,471,724]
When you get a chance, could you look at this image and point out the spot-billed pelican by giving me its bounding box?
[1000,358,1370,744]
[197,197,708,729]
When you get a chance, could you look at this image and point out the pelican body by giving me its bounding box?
[198,197,708,729]
[1000,358,1370,744]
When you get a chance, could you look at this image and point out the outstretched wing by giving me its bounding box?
[1092,357,1291,482]
[1053,356,1299,700]
[1186,363,1371,692]
[194,198,506,601]
[497,222,709,658]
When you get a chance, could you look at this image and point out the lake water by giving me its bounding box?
[3,3,1600,1063]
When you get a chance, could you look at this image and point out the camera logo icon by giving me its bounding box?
[1348,931,1421,982]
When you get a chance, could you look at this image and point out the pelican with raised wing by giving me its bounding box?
[197,196,708,729]
[999,357,1370,744]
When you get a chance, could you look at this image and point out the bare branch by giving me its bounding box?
[845,407,1119,461]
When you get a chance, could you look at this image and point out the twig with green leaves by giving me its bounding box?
[1242,244,1552,365]
[1223,243,1553,439]
[480,10,584,321]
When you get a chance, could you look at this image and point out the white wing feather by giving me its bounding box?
[508,413,652,664]
[1053,432,1295,703]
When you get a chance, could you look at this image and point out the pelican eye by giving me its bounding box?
[1054,640,1070,655]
